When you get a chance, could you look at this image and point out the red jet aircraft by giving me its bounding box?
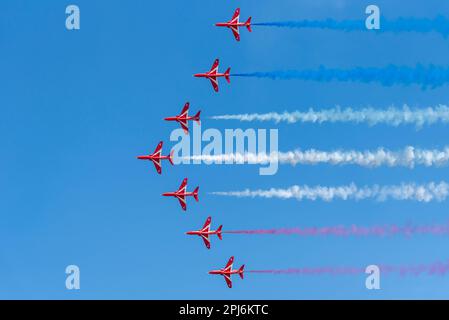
[194,59,231,92]
[209,256,244,288]
[164,102,201,134]
[137,141,174,174]
[186,216,223,249]
[215,8,252,42]
[162,178,199,211]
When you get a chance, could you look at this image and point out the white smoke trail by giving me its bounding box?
[210,105,449,127]
[186,146,449,168]
[211,182,449,202]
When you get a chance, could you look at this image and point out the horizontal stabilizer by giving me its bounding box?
[246,17,252,32]
[193,187,199,202]
[225,68,231,83]
[217,225,223,240]
[238,265,245,279]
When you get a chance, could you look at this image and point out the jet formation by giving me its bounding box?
[194,9,253,92]
[138,8,250,288]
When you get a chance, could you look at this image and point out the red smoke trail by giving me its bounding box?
[224,223,449,237]
[248,261,449,277]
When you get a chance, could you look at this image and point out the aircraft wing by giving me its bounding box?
[151,159,162,175]
[201,216,212,232]
[201,234,211,249]
[224,256,234,271]
[153,141,163,156]
[230,26,240,41]
[178,178,188,193]
[230,8,240,23]
[224,274,233,288]
[177,195,187,211]
[179,119,189,134]
[209,59,219,74]
[209,77,219,92]
[179,102,189,117]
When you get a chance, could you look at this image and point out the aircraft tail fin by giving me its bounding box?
[193,111,201,125]
[216,225,223,240]
[238,265,245,279]
[246,17,252,32]
[168,150,174,165]
[193,187,199,202]
[225,68,231,83]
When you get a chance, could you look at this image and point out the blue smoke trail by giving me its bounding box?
[232,65,449,89]
[253,16,449,37]
[253,19,363,31]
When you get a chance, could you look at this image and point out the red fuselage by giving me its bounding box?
[215,22,248,28]
[186,229,220,236]
[208,269,240,276]
[164,115,195,122]
[194,72,227,79]
[162,191,195,198]
[137,154,170,161]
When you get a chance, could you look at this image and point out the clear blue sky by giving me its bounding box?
[1,0,449,299]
